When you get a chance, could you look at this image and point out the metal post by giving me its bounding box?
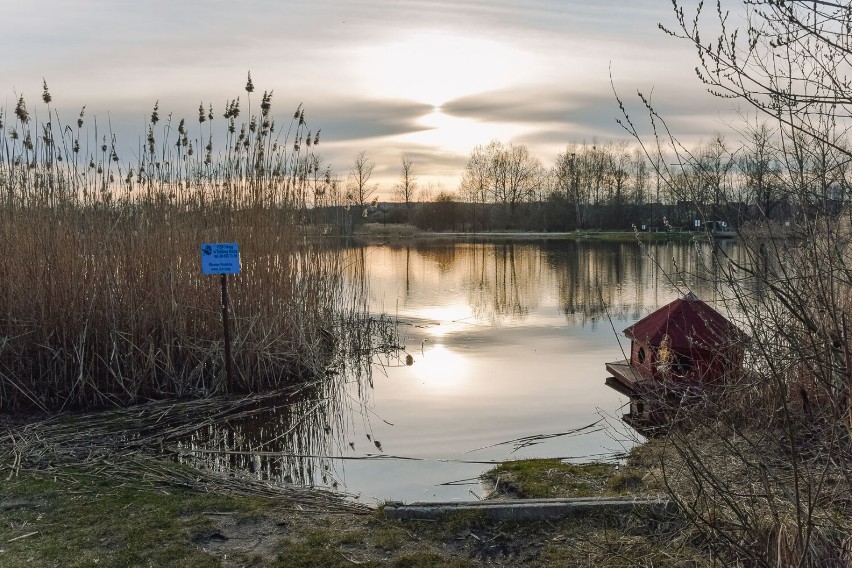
[221,274,235,393]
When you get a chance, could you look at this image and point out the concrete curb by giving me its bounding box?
[383,496,674,521]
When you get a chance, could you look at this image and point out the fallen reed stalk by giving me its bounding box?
[0,388,373,512]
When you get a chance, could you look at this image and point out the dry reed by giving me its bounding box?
[0,77,384,413]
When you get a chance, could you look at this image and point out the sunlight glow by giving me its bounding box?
[356,31,536,106]
[408,343,471,394]
[398,107,532,155]
[416,303,476,338]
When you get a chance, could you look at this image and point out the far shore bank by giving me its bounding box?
[348,225,702,242]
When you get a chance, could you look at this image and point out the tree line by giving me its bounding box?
[308,122,849,233]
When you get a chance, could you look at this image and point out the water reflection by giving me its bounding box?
[370,239,738,326]
[173,306,396,494]
[177,389,339,487]
[180,238,748,503]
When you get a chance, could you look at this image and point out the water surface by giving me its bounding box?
[182,238,741,503]
[331,238,734,502]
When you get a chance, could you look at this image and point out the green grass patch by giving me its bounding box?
[483,458,648,499]
[274,538,382,567]
[0,469,274,568]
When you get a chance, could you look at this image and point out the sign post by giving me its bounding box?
[201,243,241,393]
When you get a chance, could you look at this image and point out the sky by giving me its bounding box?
[1,0,742,198]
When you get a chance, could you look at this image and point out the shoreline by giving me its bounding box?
[348,227,700,242]
[0,446,668,566]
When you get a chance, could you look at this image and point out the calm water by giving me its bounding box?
[182,237,741,504]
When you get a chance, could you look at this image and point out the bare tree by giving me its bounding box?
[554,145,586,229]
[609,141,631,227]
[460,144,492,232]
[698,134,735,209]
[739,122,782,217]
[347,151,377,207]
[393,155,417,218]
[631,148,649,206]
[555,142,616,229]
[461,140,542,228]
[494,143,542,226]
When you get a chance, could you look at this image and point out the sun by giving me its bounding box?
[355,31,535,107]
[398,106,532,155]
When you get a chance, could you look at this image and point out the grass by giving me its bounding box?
[0,470,249,567]
[0,457,703,567]
[482,456,654,499]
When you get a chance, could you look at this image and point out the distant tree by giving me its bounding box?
[630,148,649,206]
[496,143,542,226]
[347,151,377,207]
[393,155,417,217]
[554,146,585,229]
[583,143,610,208]
[433,190,459,231]
[537,169,559,231]
[697,134,735,209]
[418,182,438,203]
[461,141,542,228]
[609,141,631,227]
[668,134,735,219]
[413,190,459,231]
[555,142,614,228]
[460,145,492,232]
[739,122,781,217]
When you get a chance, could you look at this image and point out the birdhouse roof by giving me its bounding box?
[624,293,745,351]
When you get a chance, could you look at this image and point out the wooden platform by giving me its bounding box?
[383,497,675,520]
[605,359,669,436]
[605,359,655,395]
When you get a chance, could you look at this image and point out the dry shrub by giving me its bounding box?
[643,229,852,567]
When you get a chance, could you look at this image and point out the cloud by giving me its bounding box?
[441,82,735,142]
[2,0,752,194]
[309,97,435,144]
[442,88,573,125]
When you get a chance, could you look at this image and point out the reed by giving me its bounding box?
[0,78,377,413]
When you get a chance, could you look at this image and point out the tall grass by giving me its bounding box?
[0,77,369,413]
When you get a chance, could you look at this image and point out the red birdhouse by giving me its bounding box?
[606,293,747,433]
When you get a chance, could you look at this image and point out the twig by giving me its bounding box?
[8,531,39,543]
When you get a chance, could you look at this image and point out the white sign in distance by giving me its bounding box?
[200,243,241,275]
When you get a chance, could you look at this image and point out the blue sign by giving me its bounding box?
[201,243,241,275]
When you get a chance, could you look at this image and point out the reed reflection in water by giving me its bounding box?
[181,238,745,503]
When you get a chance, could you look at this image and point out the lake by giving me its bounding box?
[181,237,741,504]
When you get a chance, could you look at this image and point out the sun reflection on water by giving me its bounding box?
[415,303,476,337]
[408,343,471,395]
